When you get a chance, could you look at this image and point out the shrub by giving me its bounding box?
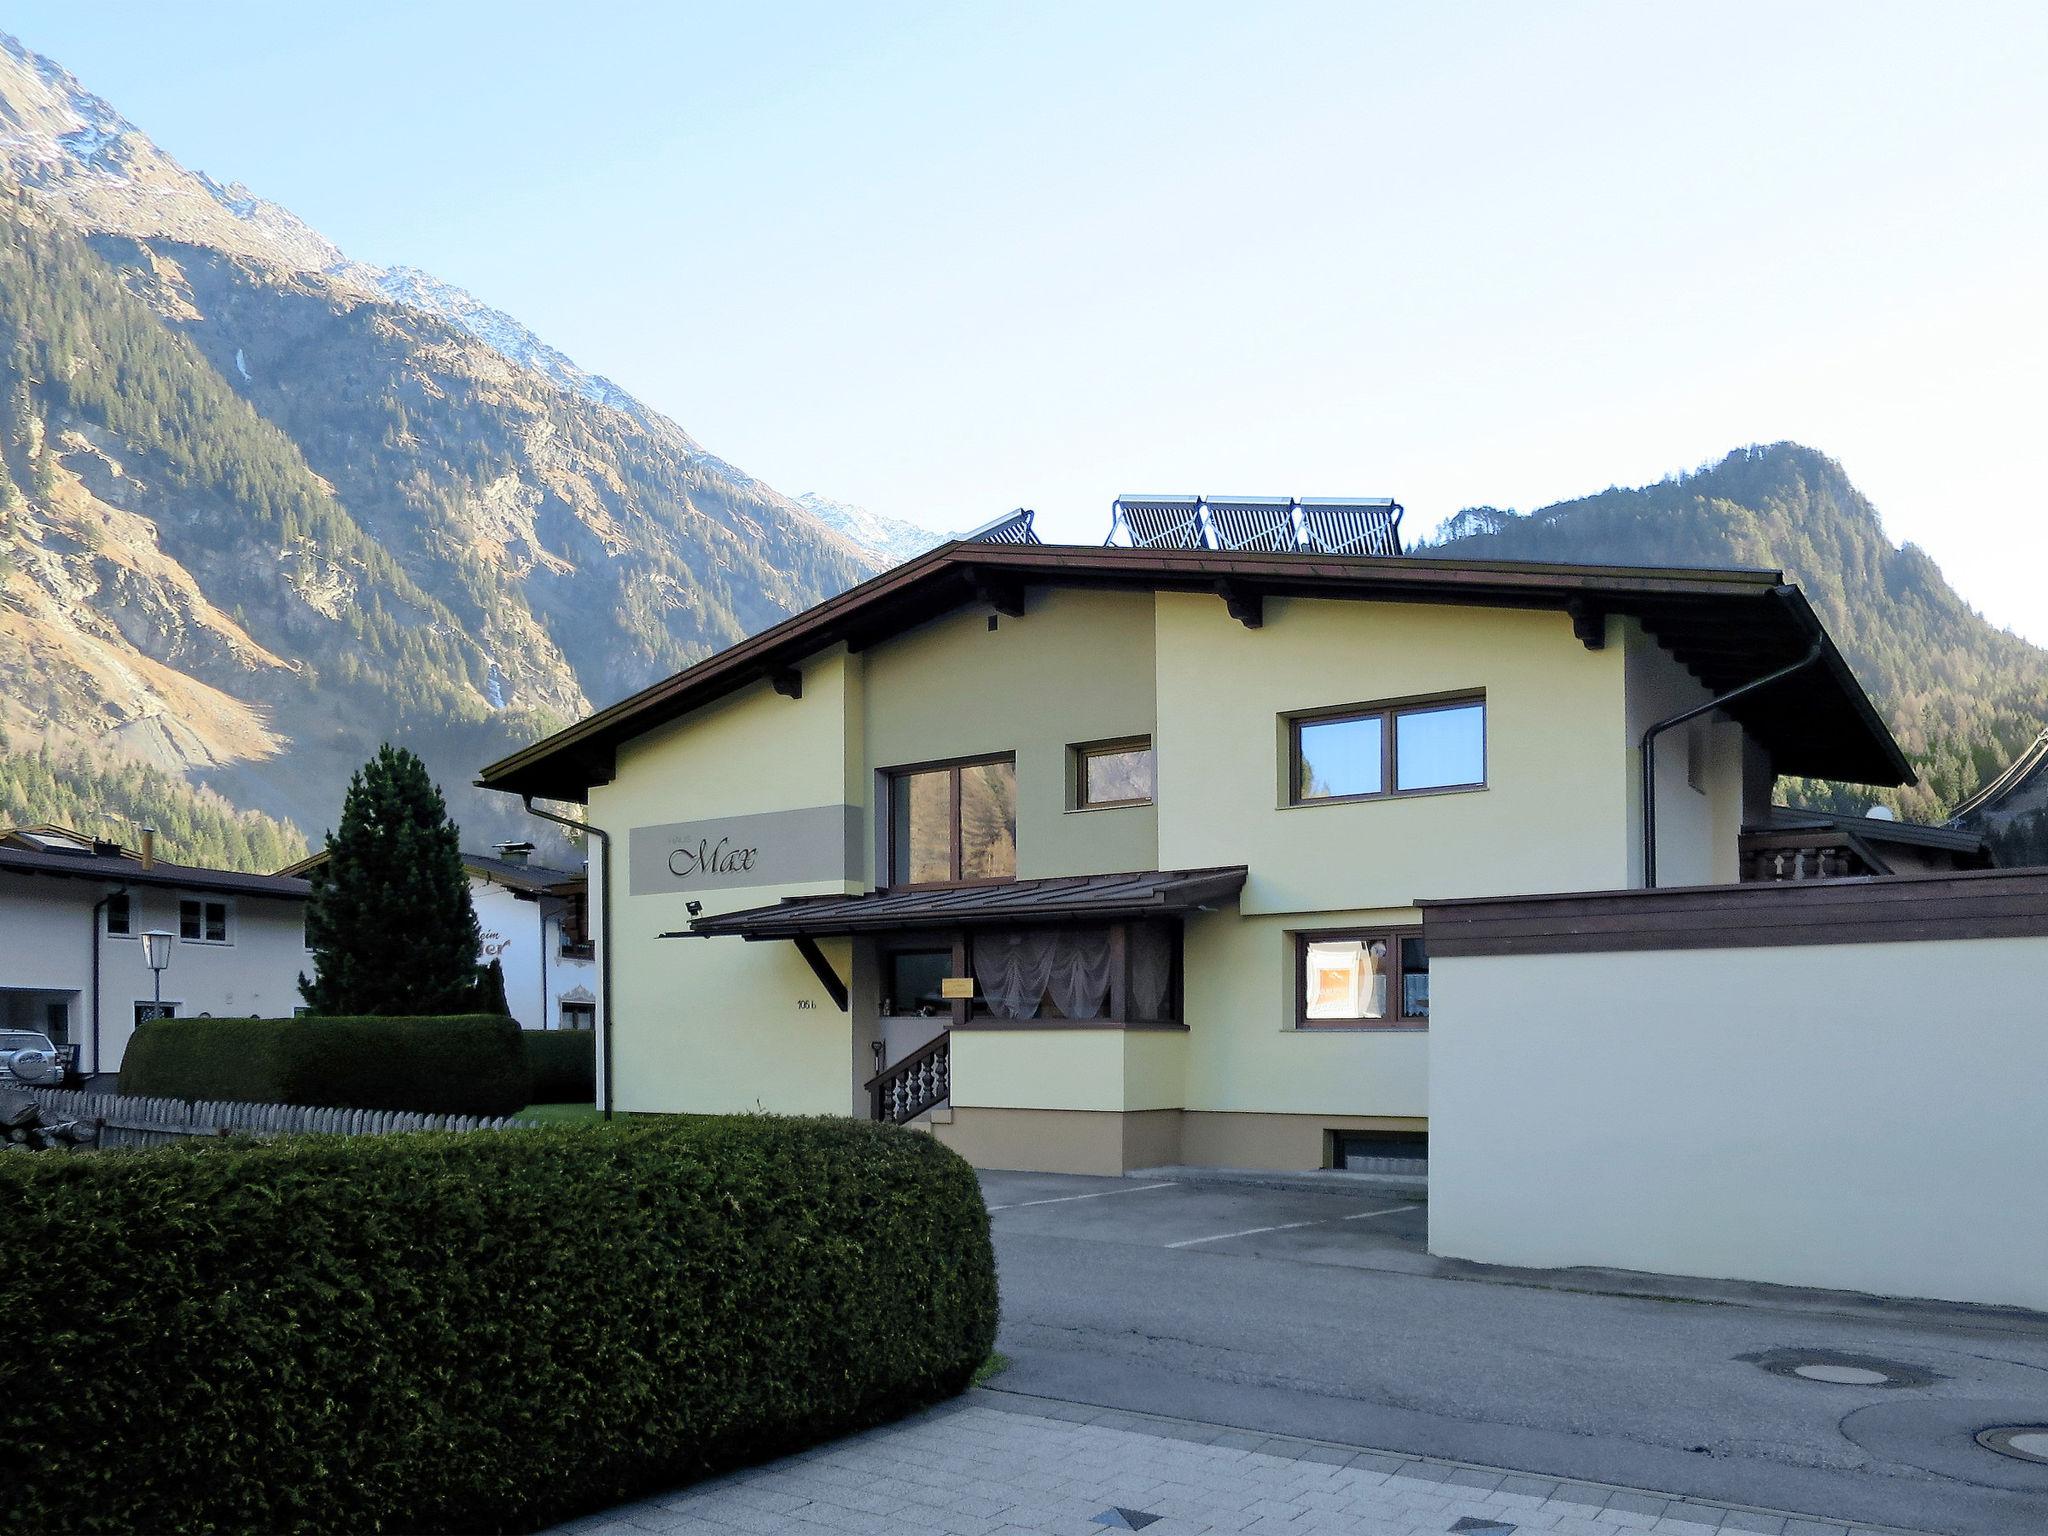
[524,1028,595,1103]
[120,1014,531,1118]
[0,1117,998,1535]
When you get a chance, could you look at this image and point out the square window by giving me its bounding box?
[884,950,953,1017]
[1394,702,1485,791]
[180,899,229,943]
[1296,714,1384,801]
[887,757,1016,886]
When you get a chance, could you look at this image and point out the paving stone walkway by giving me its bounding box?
[542,1390,1934,1536]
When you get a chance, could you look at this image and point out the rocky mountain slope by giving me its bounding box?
[1425,443,2048,826]
[0,31,942,859]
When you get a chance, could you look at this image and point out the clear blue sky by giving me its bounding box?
[18,1,2048,639]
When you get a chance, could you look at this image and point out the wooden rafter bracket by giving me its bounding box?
[1216,579,1263,629]
[792,934,849,1011]
[971,572,1026,618]
[1566,599,1606,650]
[770,666,803,700]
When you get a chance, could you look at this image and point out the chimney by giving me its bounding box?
[494,841,534,867]
[139,828,156,871]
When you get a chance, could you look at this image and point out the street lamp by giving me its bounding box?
[141,929,175,1005]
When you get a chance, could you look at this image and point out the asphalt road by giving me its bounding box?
[982,1170,2048,1536]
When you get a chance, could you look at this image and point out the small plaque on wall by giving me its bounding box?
[940,976,976,1000]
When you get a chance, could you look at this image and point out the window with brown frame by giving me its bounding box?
[886,755,1017,887]
[1290,696,1485,804]
[1296,928,1428,1028]
[1073,737,1155,809]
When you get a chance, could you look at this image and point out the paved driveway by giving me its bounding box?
[982,1171,2048,1536]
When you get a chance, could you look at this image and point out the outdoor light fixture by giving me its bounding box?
[141,929,175,1003]
[686,900,703,916]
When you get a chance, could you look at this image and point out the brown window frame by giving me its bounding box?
[1288,694,1486,806]
[1072,736,1155,810]
[1295,926,1429,1030]
[884,752,1018,889]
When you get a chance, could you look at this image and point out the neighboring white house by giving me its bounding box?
[465,844,596,1032]
[280,840,596,1031]
[0,826,313,1077]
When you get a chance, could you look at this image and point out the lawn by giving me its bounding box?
[518,1104,733,1126]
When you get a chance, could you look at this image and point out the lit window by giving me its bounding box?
[1292,698,1484,803]
[1075,738,1155,809]
[1298,929,1428,1028]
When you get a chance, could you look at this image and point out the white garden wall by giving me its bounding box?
[1425,873,2048,1312]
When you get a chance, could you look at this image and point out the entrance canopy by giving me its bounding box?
[685,866,1248,940]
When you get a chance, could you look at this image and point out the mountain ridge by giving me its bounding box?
[1424,442,2048,827]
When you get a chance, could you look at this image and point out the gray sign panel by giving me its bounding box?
[628,804,862,897]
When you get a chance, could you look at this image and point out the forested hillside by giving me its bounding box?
[0,192,870,857]
[1427,444,2048,825]
[0,737,305,870]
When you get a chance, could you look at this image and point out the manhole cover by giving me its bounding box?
[1793,1364,1893,1385]
[1738,1347,1938,1389]
[1978,1426,2048,1465]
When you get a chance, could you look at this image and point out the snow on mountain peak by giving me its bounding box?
[0,28,922,570]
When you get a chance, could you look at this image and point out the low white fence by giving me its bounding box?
[21,1087,533,1148]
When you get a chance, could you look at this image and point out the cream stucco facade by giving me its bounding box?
[578,577,1772,1172]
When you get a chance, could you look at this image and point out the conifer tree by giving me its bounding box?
[300,744,481,1014]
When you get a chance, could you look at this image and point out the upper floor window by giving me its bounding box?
[887,755,1016,887]
[180,898,230,944]
[1291,696,1485,804]
[105,893,132,936]
[1074,737,1154,809]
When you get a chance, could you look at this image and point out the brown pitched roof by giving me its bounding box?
[477,542,1914,802]
[684,867,1249,939]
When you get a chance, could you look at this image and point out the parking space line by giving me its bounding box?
[1165,1203,1420,1249]
[987,1181,1179,1212]
[1343,1204,1421,1221]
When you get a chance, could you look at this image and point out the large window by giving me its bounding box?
[1291,696,1485,803]
[1073,737,1155,809]
[1297,928,1428,1029]
[887,756,1017,886]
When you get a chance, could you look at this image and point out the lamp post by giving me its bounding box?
[141,929,175,1007]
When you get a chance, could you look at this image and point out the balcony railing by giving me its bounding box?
[1738,830,1884,883]
[866,1031,950,1125]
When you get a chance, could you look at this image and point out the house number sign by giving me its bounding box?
[628,805,861,896]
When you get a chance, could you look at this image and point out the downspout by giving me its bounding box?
[520,797,613,1121]
[1641,633,1824,889]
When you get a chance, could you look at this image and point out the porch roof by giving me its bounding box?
[685,866,1249,939]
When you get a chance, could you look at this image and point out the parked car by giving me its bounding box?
[0,1030,62,1086]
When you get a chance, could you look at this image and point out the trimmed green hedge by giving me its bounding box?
[2,1117,998,1534]
[524,1028,596,1104]
[119,1014,531,1118]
